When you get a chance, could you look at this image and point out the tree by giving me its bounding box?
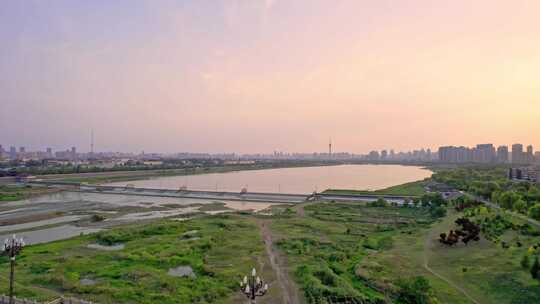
[529,203,540,221]
[521,255,530,269]
[514,199,528,214]
[499,191,522,210]
[531,256,540,279]
[430,206,447,218]
[371,198,388,207]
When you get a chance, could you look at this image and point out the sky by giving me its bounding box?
[1,0,539,154]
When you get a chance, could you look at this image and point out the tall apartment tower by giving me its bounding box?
[527,145,534,163]
[9,146,16,159]
[497,146,509,163]
[512,144,524,164]
[71,147,77,160]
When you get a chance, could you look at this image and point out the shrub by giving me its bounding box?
[396,276,434,304]
[531,256,540,280]
[529,204,540,221]
[91,214,106,222]
[521,255,530,269]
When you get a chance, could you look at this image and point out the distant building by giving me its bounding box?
[509,166,540,183]
[142,159,164,166]
[512,144,524,164]
[380,150,388,160]
[474,144,496,163]
[9,146,16,159]
[438,146,473,163]
[497,145,509,163]
[367,151,380,161]
[527,145,534,163]
[71,146,77,160]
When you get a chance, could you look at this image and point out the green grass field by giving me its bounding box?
[323,179,429,197]
[2,195,539,303]
[0,215,267,304]
[270,202,439,303]
[0,185,59,202]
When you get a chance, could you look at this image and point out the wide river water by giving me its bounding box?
[108,164,432,194]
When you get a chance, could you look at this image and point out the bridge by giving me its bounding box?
[28,181,416,204]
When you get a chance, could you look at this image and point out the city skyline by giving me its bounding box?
[1,141,536,163]
[2,1,540,153]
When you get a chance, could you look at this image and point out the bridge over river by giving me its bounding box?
[29,181,416,204]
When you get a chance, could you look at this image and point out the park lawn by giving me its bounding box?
[0,215,267,304]
[427,210,540,304]
[370,209,540,304]
[270,202,438,303]
[323,179,429,197]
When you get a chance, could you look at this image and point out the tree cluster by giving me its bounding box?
[439,217,480,246]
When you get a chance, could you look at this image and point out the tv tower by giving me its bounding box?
[90,129,94,156]
[329,138,332,159]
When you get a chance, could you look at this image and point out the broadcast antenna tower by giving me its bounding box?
[90,129,94,155]
[329,138,332,159]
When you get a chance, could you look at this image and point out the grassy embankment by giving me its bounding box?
[0,215,269,304]
[0,185,60,202]
[323,179,429,197]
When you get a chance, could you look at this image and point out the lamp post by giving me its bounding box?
[3,235,25,304]
[239,268,268,304]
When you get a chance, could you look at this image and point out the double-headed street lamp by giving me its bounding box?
[239,268,268,304]
[3,235,25,304]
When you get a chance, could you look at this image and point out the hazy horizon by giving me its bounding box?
[2,1,539,154]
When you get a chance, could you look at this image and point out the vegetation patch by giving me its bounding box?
[272,201,440,303]
[0,215,264,304]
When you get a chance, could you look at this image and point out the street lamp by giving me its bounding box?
[239,268,268,304]
[3,235,25,304]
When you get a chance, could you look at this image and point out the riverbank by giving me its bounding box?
[323,179,430,197]
[0,185,62,202]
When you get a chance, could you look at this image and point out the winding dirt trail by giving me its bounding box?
[257,219,301,304]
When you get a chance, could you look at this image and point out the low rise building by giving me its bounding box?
[509,166,540,183]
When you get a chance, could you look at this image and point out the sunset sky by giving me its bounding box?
[1,0,539,154]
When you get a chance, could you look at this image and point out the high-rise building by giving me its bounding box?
[512,144,524,164]
[497,146,509,163]
[46,147,53,158]
[368,151,380,161]
[71,146,77,160]
[19,147,25,153]
[527,145,534,163]
[475,144,496,163]
[9,146,16,159]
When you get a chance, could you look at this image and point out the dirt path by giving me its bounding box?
[257,219,301,304]
[422,216,481,304]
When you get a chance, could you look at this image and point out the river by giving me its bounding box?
[107,164,432,194]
